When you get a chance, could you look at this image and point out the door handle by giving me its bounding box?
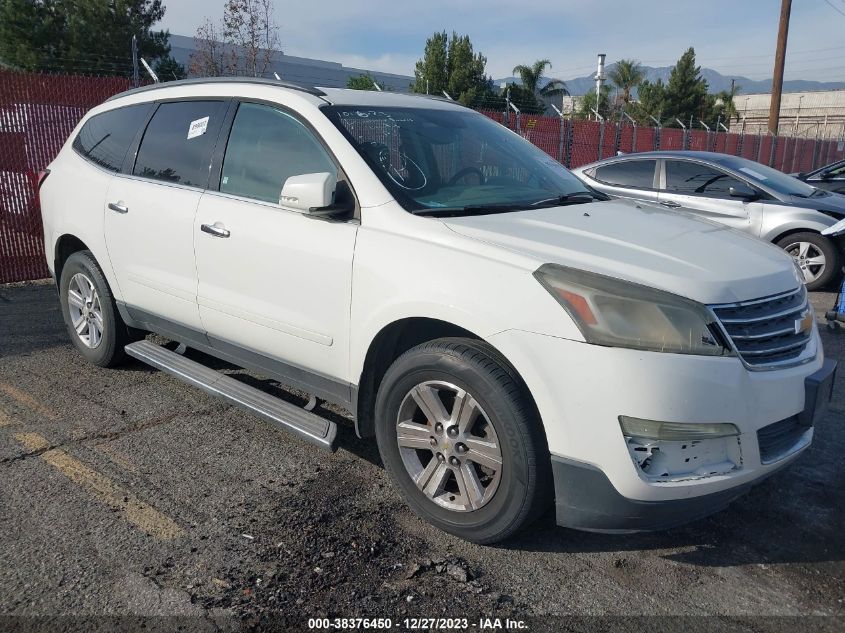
[660,200,681,208]
[201,223,231,238]
[108,201,128,214]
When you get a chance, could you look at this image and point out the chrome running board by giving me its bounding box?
[125,340,337,451]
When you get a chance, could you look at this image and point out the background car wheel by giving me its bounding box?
[375,338,552,544]
[776,232,841,291]
[59,250,133,367]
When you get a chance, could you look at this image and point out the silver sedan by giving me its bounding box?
[572,151,845,290]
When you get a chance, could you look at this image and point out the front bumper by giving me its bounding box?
[551,455,753,532]
[554,358,835,532]
[487,329,835,529]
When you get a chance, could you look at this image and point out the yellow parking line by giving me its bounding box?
[0,383,57,420]
[94,442,140,473]
[14,432,183,540]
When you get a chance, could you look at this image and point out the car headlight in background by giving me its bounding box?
[533,264,730,356]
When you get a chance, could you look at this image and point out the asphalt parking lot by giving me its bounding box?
[0,281,843,632]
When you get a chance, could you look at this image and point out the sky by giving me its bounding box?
[159,0,845,83]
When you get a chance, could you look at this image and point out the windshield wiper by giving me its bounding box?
[530,191,605,207]
[413,203,530,217]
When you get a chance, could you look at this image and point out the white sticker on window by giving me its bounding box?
[187,116,209,140]
[739,166,766,181]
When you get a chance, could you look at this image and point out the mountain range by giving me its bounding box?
[496,63,845,96]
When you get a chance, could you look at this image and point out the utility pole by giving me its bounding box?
[131,34,139,88]
[768,0,792,135]
[595,53,606,122]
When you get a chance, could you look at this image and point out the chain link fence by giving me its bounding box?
[2,69,845,284]
[485,108,845,175]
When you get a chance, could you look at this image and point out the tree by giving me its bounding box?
[154,55,186,82]
[662,47,709,126]
[190,0,279,77]
[189,18,226,77]
[446,33,487,105]
[412,31,491,105]
[412,31,448,95]
[222,0,279,77]
[511,59,568,98]
[502,82,544,114]
[608,59,645,106]
[713,82,741,124]
[347,73,383,91]
[0,0,172,76]
[575,86,611,120]
[633,78,666,123]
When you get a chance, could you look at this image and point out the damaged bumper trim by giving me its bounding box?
[552,456,757,533]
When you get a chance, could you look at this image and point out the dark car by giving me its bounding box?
[796,159,845,195]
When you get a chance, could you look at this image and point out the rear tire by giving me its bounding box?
[374,338,552,544]
[776,232,841,291]
[59,250,133,367]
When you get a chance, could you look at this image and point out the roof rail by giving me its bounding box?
[106,76,327,102]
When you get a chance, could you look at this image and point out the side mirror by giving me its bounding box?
[729,184,758,200]
[280,172,336,215]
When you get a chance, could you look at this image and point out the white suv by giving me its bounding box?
[39,78,836,543]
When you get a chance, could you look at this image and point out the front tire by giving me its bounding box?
[776,232,841,291]
[59,250,132,367]
[374,338,552,544]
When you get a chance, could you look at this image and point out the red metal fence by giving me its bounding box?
[2,69,845,283]
[1,71,133,283]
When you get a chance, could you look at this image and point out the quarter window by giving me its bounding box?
[220,102,337,204]
[664,161,747,198]
[593,160,657,189]
[72,103,153,172]
[133,100,227,188]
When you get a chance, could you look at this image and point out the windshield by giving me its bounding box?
[720,156,819,198]
[322,105,597,213]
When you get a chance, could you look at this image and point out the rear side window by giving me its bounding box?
[220,102,337,204]
[133,100,227,188]
[72,103,152,172]
[664,160,746,198]
[593,160,657,189]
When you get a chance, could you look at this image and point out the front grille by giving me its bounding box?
[710,287,812,368]
[757,416,810,463]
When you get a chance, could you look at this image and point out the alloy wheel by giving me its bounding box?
[395,380,503,512]
[67,273,104,348]
[785,241,826,284]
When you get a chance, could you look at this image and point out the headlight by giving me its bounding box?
[533,264,730,356]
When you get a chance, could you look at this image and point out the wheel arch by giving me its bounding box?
[54,234,90,283]
[353,317,542,442]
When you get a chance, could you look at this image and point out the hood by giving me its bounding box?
[787,191,845,216]
[443,200,800,305]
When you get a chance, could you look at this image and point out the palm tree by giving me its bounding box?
[512,59,568,98]
[608,58,645,105]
